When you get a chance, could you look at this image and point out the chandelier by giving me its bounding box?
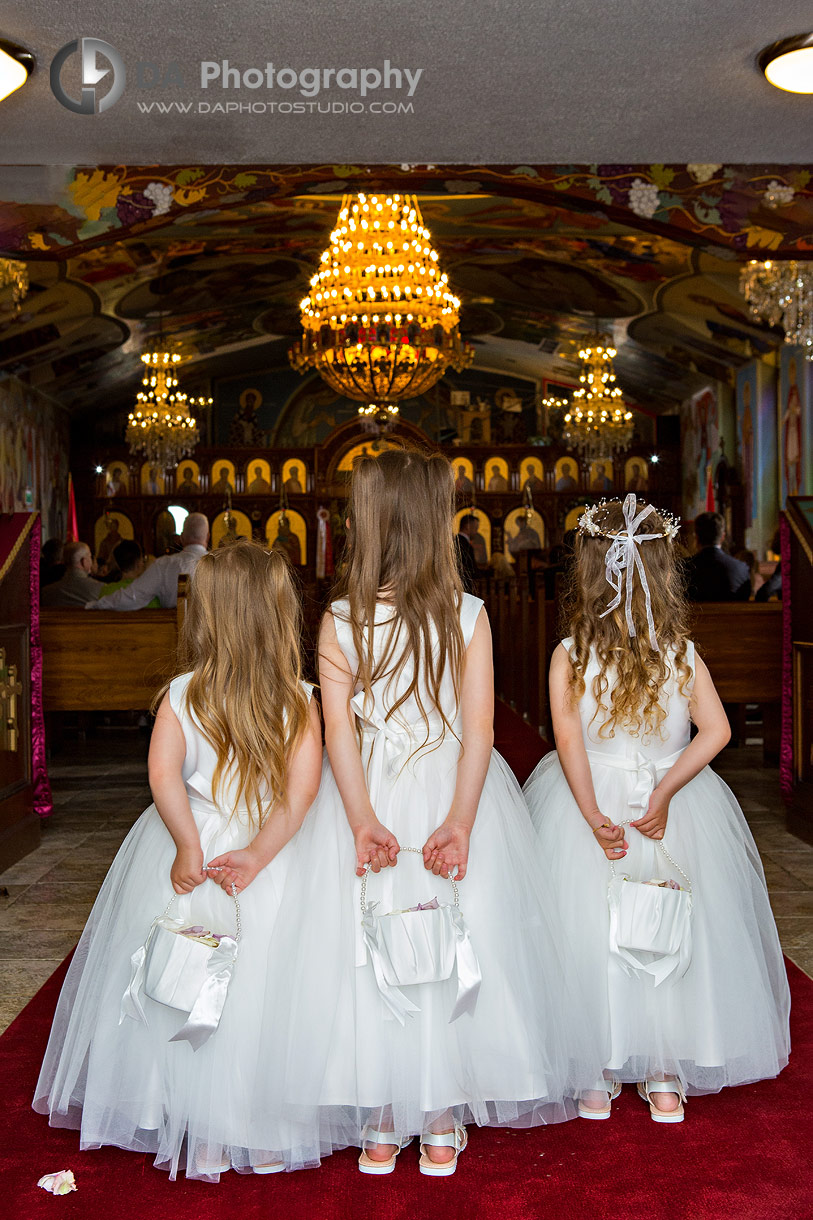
[0,257,29,314]
[739,259,813,357]
[289,193,474,409]
[563,340,633,460]
[126,350,211,469]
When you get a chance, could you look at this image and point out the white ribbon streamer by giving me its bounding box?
[598,493,663,652]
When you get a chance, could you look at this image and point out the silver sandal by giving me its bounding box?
[419,1124,468,1176]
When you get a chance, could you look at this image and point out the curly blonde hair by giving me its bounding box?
[563,498,692,739]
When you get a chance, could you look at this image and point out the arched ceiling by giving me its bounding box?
[0,163,801,417]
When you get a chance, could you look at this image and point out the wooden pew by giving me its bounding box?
[40,578,188,712]
[483,585,783,750]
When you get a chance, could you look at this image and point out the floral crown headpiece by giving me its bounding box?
[576,494,681,653]
[577,498,681,542]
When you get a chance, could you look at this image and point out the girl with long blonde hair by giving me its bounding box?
[260,447,601,1176]
[34,541,322,1181]
[524,495,789,1122]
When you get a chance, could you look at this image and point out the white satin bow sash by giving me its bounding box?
[599,493,663,652]
[588,747,692,986]
[586,747,684,816]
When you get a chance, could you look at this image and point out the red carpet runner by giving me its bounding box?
[3,706,809,1219]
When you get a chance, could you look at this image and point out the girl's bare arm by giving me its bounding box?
[319,611,399,876]
[148,694,205,893]
[549,643,627,859]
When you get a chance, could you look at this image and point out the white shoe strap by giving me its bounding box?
[421,1127,464,1150]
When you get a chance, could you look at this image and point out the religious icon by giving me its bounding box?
[211,463,235,496]
[141,464,163,495]
[625,457,649,492]
[555,459,578,492]
[229,387,264,446]
[266,510,306,565]
[521,459,545,495]
[589,460,613,493]
[247,462,271,494]
[505,508,545,555]
[454,461,475,496]
[282,460,306,495]
[106,465,128,497]
[176,461,200,494]
[486,461,509,492]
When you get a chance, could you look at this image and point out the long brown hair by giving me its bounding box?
[564,499,691,739]
[155,541,310,826]
[330,447,465,748]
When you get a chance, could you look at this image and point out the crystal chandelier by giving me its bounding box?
[289,193,474,410]
[126,350,211,469]
[0,257,29,314]
[563,340,633,460]
[739,259,813,357]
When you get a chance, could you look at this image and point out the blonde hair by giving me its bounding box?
[330,448,465,750]
[564,498,691,739]
[155,541,310,827]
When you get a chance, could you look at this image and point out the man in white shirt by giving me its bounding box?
[86,513,209,610]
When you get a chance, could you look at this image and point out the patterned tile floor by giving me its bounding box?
[0,730,811,1035]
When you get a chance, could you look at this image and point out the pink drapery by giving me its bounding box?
[0,512,52,818]
[779,514,793,801]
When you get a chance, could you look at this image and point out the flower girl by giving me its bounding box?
[260,449,600,1175]
[34,542,322,1179]
[524,496,790,1122]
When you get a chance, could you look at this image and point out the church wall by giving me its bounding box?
[0,375,69,542]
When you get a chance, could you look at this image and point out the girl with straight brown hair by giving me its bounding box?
[260,448,600,1176]
[34,541,323,1181]
[524,496,789,1123]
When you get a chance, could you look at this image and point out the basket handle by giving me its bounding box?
[360,846,459,915]
[162,882,241,940]
[608,822,692,894]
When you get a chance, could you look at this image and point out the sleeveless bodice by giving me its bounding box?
[561,637,694,766]
[168,673,313,815]
[331,593,483,754]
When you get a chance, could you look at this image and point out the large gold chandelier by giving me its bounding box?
[0,257,29,314]
[740,259,813,357]
[126,350,211,469]
[563,339,633,460]
[289,193,473,408]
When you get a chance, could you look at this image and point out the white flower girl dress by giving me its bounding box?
[34,674,313,1181]
[523,637,790,1096]
[256,594,602,1168]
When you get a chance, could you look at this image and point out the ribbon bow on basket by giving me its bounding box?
[360,847,482,1025]
[120,884,240,1051]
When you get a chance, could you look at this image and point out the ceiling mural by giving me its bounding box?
[0,162,804,418]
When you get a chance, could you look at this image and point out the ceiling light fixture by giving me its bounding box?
[0,39,34,104]
[758,33,813,94]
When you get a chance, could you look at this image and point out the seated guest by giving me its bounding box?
[87,513,209,610]
[755,528,782,603]
[684,512,751,601]
[40,538,65,589]
[41,542,103,607]
[97,540,160,607]
[455,512,479,593]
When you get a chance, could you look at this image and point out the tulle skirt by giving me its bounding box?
[33,798,298,1181]
[523,751,791,1094]
[254,746,604,1169]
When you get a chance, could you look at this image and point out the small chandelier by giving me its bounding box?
[739,259,813,357]
[0,257,29,314]
[126,350,211,469]
[563,339,633,460]
[289,193,474,411]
